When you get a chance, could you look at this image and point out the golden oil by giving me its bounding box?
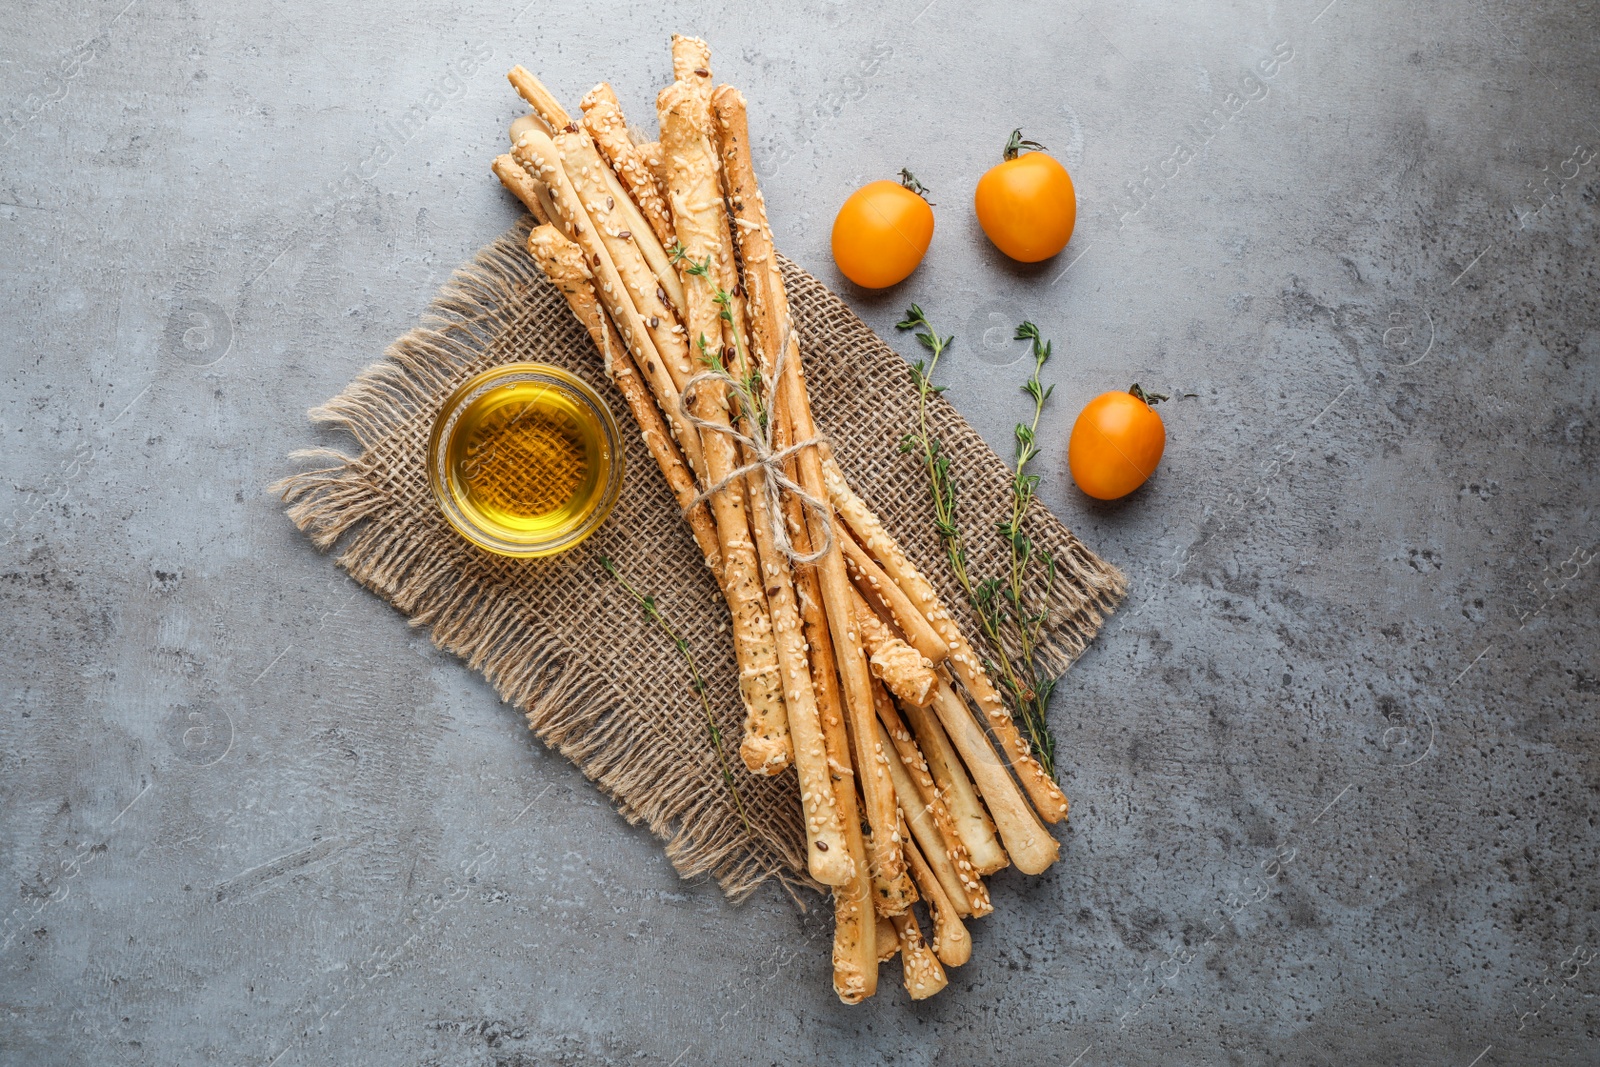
[428,364,623,557]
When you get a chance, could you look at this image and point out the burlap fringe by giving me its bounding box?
[272,223,807,903]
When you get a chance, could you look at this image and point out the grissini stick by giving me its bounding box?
[671,34,714,105]
[506,65,571,129]
[898,689,1008,875]
[745,463,850,876]
[888,866,948,1000]
[597,164,686,321]
[904,835,971,968]
[579,83,678,253]
[510,131,705,484]
[655,79,791,776]
[836,524,948,664]
[509,112,549,141]
[873,714,972,917]
[549,127,691,390]
[491,154,550,225]
[824,457,1070,825]
[929,673,1058,875]
[858,805,916,919]
[875,913,899,963]
[515,133,791,781]
[798,540,875,999]
[707,82,907,898]
[525,223,721,579]
[854,592,936,707]
[712,236,849,882]
[874,685,991,916]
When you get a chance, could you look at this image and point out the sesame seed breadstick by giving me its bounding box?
[898,687,1008,876]
[549,128,691,392]
[671,34,714,101]
[875,913,899,963]
[873,687,992,917]
[656,78,790,777]
[836,523,948,664]
[795,519,875,999]
[929,673,1058,875]
[525,223,721,579]
[904,835,971,968]
[824,457,1071,825]
[707,81,908,903]
[889,878,948,999]
[873,714,973,917]
[506,65,571,130]
[580,83,678,255]
[509,112,549,143]
[712,258,848,881]
[491,154,550,225]
[510,131,706,486]
[855,592,937,707]
[743,458,849,874]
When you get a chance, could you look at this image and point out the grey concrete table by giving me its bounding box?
[3,1,1596,1064]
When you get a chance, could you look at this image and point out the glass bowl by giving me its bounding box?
[426,363,624,558]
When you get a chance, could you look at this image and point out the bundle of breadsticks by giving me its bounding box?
[490,35,1070,1003]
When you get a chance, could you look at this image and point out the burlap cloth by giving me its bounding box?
[277,218,1125,902]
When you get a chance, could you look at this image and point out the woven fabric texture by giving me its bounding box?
[276,218,1126,902]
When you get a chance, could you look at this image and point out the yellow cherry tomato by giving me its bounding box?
[974,129,1077,263]
[831,175,935,289]
[1068,386,1167,500]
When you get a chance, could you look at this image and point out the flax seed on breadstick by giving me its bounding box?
[873,686,991,916]
[705,82,908,901]
[824,457,1071,825]
[836,524,948,664]
[899,690,1007,876]
[904,835,971,968]
[671,34,714,101]
[929,673,1058,875]
[525,223,720,579]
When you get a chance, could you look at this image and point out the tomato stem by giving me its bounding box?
[898,168,934,204]
[1002,127,1050,161]
[1129,383,1169,406]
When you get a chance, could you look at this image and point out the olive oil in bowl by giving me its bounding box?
[428,364,623,557]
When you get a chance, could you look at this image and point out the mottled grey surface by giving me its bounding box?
[2,0,1597,1063]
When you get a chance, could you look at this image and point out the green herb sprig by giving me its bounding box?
[600,556,751,831]
[895,307,1062,777]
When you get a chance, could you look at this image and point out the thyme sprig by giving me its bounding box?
[600,556,751,832]
[895,306,1062,777]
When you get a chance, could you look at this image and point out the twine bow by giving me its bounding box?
[677,321,833,565]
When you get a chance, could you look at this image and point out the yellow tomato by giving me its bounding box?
[1068,387,1166,500]
[974,130,1076,263]
[831,177,935,289]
